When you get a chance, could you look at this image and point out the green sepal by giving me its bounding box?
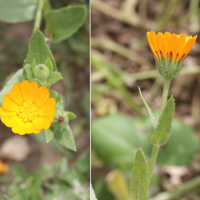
[138,87,157,129]
[130,147,148,200]
[24,64,34,81]
[51,109,69,130]
[151,95,175,146]
[54,126,76,151]
[156,55,183,81]
[45,127,54,143]
[67,112,76,120]
[45,57,53,73]
[46,71,63,87]
[32,78,44,87]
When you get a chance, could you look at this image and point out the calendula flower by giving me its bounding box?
[0,80,56,135]
[0,160,8,174]
[147,31,197,81]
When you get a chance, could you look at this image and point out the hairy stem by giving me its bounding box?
[147,144,160,184]
[147,79,171,184]
[160,79,171,115]
[33,0,45,32]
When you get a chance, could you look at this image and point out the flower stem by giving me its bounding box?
[44,0,52,46]
[147,144,159,184]
[160,79,171,115]
[33,0,45,32]
[147,79,171,184]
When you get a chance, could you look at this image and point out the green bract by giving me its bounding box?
[23,30,63,87]
[156,55,183,81]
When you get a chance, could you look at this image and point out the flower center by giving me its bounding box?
[17,101,38,122]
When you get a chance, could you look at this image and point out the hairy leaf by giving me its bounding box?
[130,148,148,200]
[45,5,87,43]
[24,29,57,71]
[0,0,37,23]
[151,96,175,146]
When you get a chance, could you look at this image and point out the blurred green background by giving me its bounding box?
[91,0,200,200]
[0,0,90,199]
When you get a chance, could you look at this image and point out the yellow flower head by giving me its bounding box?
[147,31,197,62]
[147,31,197,81]
[0,160,8,174]
[0,80,56,135]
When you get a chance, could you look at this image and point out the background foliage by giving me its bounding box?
[91,0,200,199]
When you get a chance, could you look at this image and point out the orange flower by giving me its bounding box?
[147,31,197,62]
[0,80,56,135]
[0,160,8,174]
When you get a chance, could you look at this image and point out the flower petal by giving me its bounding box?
[44,115,54,123]
[9,82,24,105]
[32,117,44,130]
[147,32,158,59]
[1,116,21,127]
[163,32,171,57]
[27,82,38,102]
[0,107,17,116]
[176,34,186,58]
[35,89,50,107]
[38,107,56,116]
[2,94,19,112]
[38,98,56,109]
[149,31,161,58]
[12,121,24,134]
[25,122,40,134]
[18,124,26,135]
[156,32,166,58]
[35,86,47,99]
[168,34,178,60]
[20,80,30,101]
[179,35,197,60]
[43,119,51,129]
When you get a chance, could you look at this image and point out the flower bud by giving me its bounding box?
[33,64,50,81]
[52,110,69,130]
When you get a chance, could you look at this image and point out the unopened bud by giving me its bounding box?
[33,64,50,81]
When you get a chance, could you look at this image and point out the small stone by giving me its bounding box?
[0,136,30,162]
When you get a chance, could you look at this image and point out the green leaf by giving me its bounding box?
[46,72,63,86]
[31,58,36,70]
[45,128,54,143]
[0,0,37,23]
[151,96,175,146]
[24,64,34,81]
[54,126,76,151]
[138,87,157,128]
[157,119,199,165]
[32,78,44,87]
[92,114,150,171]
[67,112,76,120]
[130,148,148,200]
[44,5,87,43]
[49,89,63,109]
[24,29,57,71]
[0,69,23,105]
[45,57,53,72]
[91,185,98,200]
